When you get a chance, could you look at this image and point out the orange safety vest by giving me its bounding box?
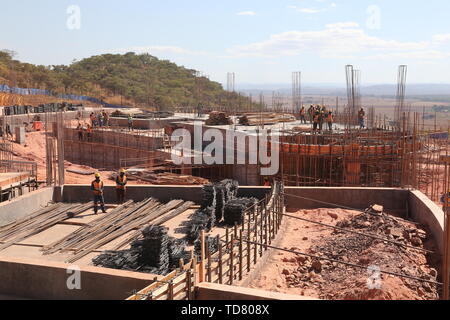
[92,180,104,195]
[327,114,333,122]
[116,175,127,190]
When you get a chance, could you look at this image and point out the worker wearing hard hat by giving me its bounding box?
[91,173,106,214]
[115,168,128,204]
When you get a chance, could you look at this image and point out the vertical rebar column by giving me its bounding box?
[292,71,301,114]
[395,65,408,131]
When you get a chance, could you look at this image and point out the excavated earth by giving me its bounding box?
[248,208,441,300]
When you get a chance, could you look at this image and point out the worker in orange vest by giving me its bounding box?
[326,111,334,131]
[313,111,320,132]
[86,124,92,142]
[91,173,106,214]
[299,106,307,124]
[115,168,128,204]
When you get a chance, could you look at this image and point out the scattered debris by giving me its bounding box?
[205,111,233,126]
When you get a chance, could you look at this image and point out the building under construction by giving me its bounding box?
[0,65,449,301]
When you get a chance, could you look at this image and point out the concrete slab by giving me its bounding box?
[17,224,81,247]
[163,208,197,239]
[0,244,46,261]
[64,206,116,225]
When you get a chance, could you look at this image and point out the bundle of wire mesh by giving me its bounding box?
[201,180,239,222]
[223,198,258,226]
[186,207,215,243]
[92,226,189,275]
[194,235,220,257]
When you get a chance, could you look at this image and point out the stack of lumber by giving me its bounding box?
[205,111,233,125]
[0,203,93,251]
[42,198,194,263]
[239,112,296,126]
[110,171,209,185]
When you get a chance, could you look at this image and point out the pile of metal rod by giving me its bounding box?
[41,198,193,263]
[0,202,93,251]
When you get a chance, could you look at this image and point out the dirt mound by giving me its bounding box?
[284,211,440,300]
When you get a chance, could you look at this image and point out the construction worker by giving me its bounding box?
[358,108,366,129]
[115,168,127,204]
[98,112,104,128]
[313,111,320,132]
[91,173,106,214]
[128,114,133,131]
[90,112,96,127]
[326,111,334,131]
[308,105,314,123]
[77,122,83,141]
[319,109,325,132]
[103,110,109,127]
[299,106,306,124]
[86,124,92,142]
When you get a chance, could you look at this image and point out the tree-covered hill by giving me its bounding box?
[0,50,256,111]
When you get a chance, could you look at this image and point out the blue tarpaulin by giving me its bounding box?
[429,132,449,140]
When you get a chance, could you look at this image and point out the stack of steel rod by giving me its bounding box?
[0,202,93,251]
[41,198,193,263]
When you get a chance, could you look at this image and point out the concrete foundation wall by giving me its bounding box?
[284,187,409,211]
[61,185,271,204]
[65,128,164,150]
[61,185,205,203]
[195,283,317,300]
[64,141,165,170]
[3,111,85,131]
[0,256,156,300]
[408,190,445,252]
[0,187,54,227]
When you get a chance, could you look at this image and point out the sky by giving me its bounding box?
[1,0,450,87]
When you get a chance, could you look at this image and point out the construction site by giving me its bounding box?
[0,64,449,301]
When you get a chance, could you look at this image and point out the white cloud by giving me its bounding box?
[226,22,433,59]
[288,5,322,14]
[432,34,450,45]
[288,1,337,14]
[237,11,256,16]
